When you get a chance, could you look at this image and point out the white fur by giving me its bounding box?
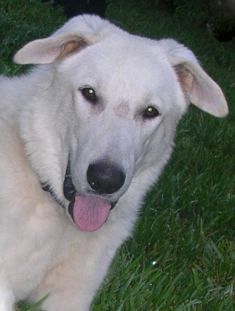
[0,15,228,311]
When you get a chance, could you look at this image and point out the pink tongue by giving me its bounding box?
[72,195,111,232]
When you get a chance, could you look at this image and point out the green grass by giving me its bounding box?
[0,0,65,75]
[1,0,234,310]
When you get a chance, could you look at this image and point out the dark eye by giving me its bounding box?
[142,105,160,119]
[80,87,98,104]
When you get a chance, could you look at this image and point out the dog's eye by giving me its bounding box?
[80,87,98,104]
[142,106,160,119]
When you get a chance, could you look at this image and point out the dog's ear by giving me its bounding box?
[14,15,118,65]
[14,33,91,65]
[159,39,228,117]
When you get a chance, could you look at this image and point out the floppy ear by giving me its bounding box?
[159,39,228,117]
[14,33,90,65]
[14,14,119,65]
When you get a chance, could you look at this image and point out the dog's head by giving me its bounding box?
[14,15,228,232]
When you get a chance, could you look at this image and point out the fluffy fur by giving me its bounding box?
[0,15,228,311]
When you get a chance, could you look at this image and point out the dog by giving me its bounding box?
[0,15,228,311]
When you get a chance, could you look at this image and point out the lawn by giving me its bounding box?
[0,0,234,310]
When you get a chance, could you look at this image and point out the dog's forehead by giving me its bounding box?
[92,36,171,81]
[96,38,175,104]
[66,35,171,80]
[62,35,177,108]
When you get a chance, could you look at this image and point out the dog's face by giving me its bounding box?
[61,37,184,201]
[57,37,188,231]
[14,16,228,232]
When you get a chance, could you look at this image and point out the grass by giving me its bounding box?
[1,0,234,310]
[0,0,65,75]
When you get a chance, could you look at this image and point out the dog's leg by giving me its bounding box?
[0,279,14,311]
[29,228,124,311]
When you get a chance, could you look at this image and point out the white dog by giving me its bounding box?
[0,15,228,311]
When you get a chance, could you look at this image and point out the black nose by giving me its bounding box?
[87,160,126,194]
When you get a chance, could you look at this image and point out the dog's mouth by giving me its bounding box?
[42,164,117,232]
[67,194,114,232]
[63,165,116,232]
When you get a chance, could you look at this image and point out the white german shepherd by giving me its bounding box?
[0,15,228,311]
